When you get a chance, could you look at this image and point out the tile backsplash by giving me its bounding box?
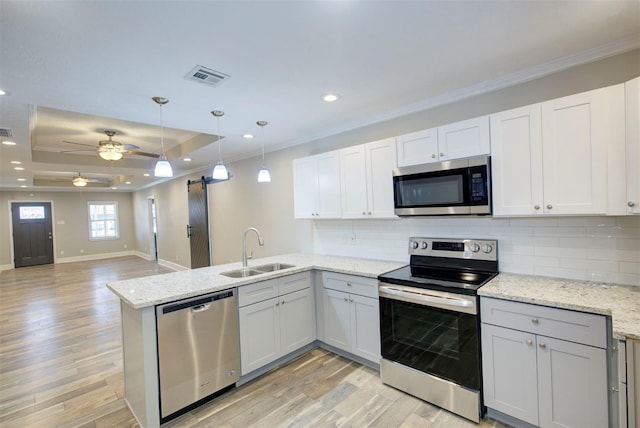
[312,216,640,287]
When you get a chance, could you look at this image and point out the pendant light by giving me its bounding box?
[152,96,173,178]
[72,172,88,187]
[256,120,271,182]
[211,110,228,180]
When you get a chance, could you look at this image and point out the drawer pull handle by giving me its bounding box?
[525,339,533,346]
[531,318,539,324]
[539,343,546,349]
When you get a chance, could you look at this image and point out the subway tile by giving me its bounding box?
[534,266,588,281]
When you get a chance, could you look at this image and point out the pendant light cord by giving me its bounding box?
[217,115,221,161]
[159,104,165,156]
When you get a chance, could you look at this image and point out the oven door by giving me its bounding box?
[379,283,481,390]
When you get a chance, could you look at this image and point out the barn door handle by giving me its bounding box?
[186,225,192,238]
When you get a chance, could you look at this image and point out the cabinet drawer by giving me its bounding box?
[238,279,278,307]
[322,271,378,299]
[279,272,311,296]
[481,297,607,348]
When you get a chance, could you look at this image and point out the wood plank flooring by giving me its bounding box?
[0,257,510,428]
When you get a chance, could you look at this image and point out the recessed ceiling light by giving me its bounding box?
[17,178,26,181]
[14,167,24,171]
[125,181,131,184]
[2,141,16,146]
[144,173,150,177]
[10,161,22,164]
[243,133,254,139]
[323,93,340,102]
[183,158,192,162]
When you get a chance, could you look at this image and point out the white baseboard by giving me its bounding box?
[56,250,138,264]
[0,264,13,271]
[133,251,153,261]
[158,258,189,271]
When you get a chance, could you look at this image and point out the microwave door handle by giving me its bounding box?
[379,285,476,314]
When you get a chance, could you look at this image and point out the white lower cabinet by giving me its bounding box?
[481,297,609,427]
[322,272,380,363]
[238,273,314,375]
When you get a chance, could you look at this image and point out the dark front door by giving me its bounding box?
[187,179,211,269]
[11,202,54,268]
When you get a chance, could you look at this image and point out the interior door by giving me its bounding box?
[187,179,211,269]
[11,202,54,268]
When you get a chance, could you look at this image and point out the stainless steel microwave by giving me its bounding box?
[392,155,491,216]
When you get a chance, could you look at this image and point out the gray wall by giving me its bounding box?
[0,190,135,266]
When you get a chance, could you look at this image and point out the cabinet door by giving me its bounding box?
[541,89,607,215]
[239,298,280,375]
[316,152,342,218]
[279,288,315,355]
[626,77,640,214]
[340,145,368,218]
[490,105,544,216]
[323,289,351,352]
[366,138,397,218]
[537,335,608,428]
[481,324,539,426]
[293,156,318,219]
[437,116,490,161]
[396,128,438,166]
[350,294,380,363]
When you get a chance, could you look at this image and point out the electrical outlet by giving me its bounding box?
[124,244,127,249]
[60,250,64,255]
[80,249,84,254]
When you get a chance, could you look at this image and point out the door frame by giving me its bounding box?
[7,199,57,269]
[147,195,158,261]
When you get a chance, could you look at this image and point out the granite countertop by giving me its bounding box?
[107,253,404,310]
[479,273,640,341]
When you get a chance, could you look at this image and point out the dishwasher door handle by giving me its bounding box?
[191,303,211,313]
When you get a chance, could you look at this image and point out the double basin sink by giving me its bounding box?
[220,263,296,278]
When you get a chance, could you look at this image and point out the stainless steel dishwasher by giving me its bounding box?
[156,289,240,421]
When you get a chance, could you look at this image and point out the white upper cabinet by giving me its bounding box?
[490,105,544,216]
[396,116,489,167]
[340,138,397,219]
[437,116,490,161]
[396,128,438,166]
[626,77,640,214]
[491,84,624,216]
[293,151,341,219]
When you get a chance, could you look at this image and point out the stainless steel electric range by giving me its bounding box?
[378,237,498,423]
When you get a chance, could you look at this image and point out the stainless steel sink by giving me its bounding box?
[253,263,296,272]
[220,263,296,278]
[220,268,264,278]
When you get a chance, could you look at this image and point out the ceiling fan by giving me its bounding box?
[62,130,160,160]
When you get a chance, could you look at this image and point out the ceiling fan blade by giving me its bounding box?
[62,140,96,148]
[61,149,97,153]
[122,150,159,158]
[122,144,140,150]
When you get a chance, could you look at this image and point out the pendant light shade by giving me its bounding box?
[256,120,271,183]
[152,97,173,178]
[211,110,228,180]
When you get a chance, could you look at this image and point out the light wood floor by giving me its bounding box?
[0,256,510,428]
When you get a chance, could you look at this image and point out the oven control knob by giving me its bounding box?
[481,244,493,253]
[469,243,480,253]
[420,241,428,250]
[410,240,419,249]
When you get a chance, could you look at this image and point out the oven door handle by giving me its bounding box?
[379,284,477,315]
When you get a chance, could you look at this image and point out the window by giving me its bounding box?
[19,206,45,219]
[88,202,119,240]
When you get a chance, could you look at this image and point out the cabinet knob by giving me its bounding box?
[440,152,445,157]
[629,201,636,208]
[534,205,540,210]
[347,283,352,287]
[281,300,285,305]
[350,298,354,303]
[368,212,372,215]
[431,154,436,159]
[525,339,533,346]
[531,318,539,324]
[362,212,366,215]
[546,204,553,209]
[539,343,546,349]
[344,297,348,302]
[275,302,280,306]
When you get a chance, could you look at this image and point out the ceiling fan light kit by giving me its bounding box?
[153,96,173,178]
[72,173,88,187]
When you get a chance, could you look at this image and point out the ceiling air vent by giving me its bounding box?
[0,127,14,138]
[185,65,229,87]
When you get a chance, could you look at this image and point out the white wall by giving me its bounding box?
[312,216,640,287]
